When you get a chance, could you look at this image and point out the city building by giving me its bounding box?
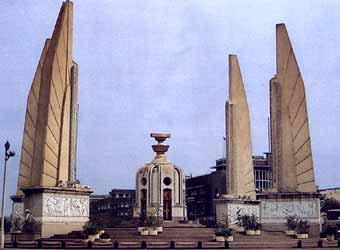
[186,153,272,222]
[90,189,135,226]
[319,187,340,202]
[186,159,226,224]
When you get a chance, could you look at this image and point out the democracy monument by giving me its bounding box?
[215,23,320,237]
[7,0,327,248]
[11,1,92,238]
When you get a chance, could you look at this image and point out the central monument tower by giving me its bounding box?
[133,133,186,222]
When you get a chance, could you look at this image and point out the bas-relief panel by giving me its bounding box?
[228,203,260,225]
[261,201,318,219]
[12,202,24,218]
[43,194,89,217]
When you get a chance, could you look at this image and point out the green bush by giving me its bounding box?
[215,225,233,237]
[295,219,309,234]
[285,215,298,231]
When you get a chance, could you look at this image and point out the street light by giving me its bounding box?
[1,141,15,249]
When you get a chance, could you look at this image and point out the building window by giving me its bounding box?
[163,177,172,186]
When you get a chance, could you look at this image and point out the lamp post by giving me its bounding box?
[1,141,15,249]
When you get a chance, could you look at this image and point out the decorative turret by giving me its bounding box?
[151,133,170,158]
[134,133,187,222]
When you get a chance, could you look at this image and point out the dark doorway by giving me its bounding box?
[141,189,147,219]
[163,189,172,220]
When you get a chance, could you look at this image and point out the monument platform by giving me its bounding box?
[214,196,260,226]
[22,186,93,238]
[259,192,321,237]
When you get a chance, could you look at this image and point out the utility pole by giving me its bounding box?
[1,141,15,249]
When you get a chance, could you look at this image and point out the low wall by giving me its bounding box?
[214,197,260,226]
[259,192,321,237]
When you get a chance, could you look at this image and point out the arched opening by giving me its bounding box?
[140,189,147,219]
[163,188,172,221]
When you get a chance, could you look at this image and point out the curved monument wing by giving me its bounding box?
[16,1,77,193]
[271,24,316,192]
[226,55,255,198]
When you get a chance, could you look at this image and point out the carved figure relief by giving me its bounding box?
[43,195,89,217]
[261,201,318,219]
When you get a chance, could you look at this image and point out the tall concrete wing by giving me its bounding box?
[16,1,78,194]
[270,24,316,192]
[226,55,255,198]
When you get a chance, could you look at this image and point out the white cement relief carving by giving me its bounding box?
[12,202,24,218]
[261,201,318,219]
[228,203,259,225]
[43,195,89,217]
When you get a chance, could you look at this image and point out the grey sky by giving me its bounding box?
[0,0,339,213]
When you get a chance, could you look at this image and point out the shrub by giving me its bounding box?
[324,224,337,236]
[243,214,259,230]
[285,215,298,231]
[215,225,233,237]
[295,219,309,234]
[84,222,101,235]
[100,232,110,239]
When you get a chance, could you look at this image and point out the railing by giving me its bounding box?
[5,239,340,249]
[7,239,230,249]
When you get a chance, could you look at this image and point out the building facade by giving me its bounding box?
[186,153,272,222]
[90,189,135,226]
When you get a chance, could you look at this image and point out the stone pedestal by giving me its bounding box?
[259,192,321,237]
[22,186,93,238]
[10,195,24,231]
[214,196,260,226]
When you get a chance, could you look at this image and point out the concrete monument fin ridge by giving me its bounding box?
[226,55,255,199]
[270,23,316,193]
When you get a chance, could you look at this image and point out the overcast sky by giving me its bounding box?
[0,0,339,212]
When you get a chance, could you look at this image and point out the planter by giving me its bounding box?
[140,230,149,236]
[99,238,111,243]
[285,230,296,236]
[246,230,255,235]
[148,228,158,236]
[254,230,261,235]
[225,236,233,242]
[88,234,100,242]
[155,226,163,233]
[296,233,308,239]
[215,235,225,242]
[320,237,327,241]
[327,234,335,241]
[236,226,245,233]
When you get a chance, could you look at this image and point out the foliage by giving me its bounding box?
[285,215,298,231]
[215,224,233,237]
[321,216,337,236]
[12,217,24,232]
[1,217,12,233]
[145,206,162,228]
[320,198,340,213]
[83,222,103,235]
[242,214,260,230]
[22,219,40,233]
[236,210,244,227]
[100,232,110,239]
[295,219,309,234]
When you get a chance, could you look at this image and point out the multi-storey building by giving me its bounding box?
[90,189,135,226]
[186,153,272,222]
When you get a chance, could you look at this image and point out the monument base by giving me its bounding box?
[214,195,260,226]
[10,195,25,231]
[259,192,321,237]
[21,186,93,238]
